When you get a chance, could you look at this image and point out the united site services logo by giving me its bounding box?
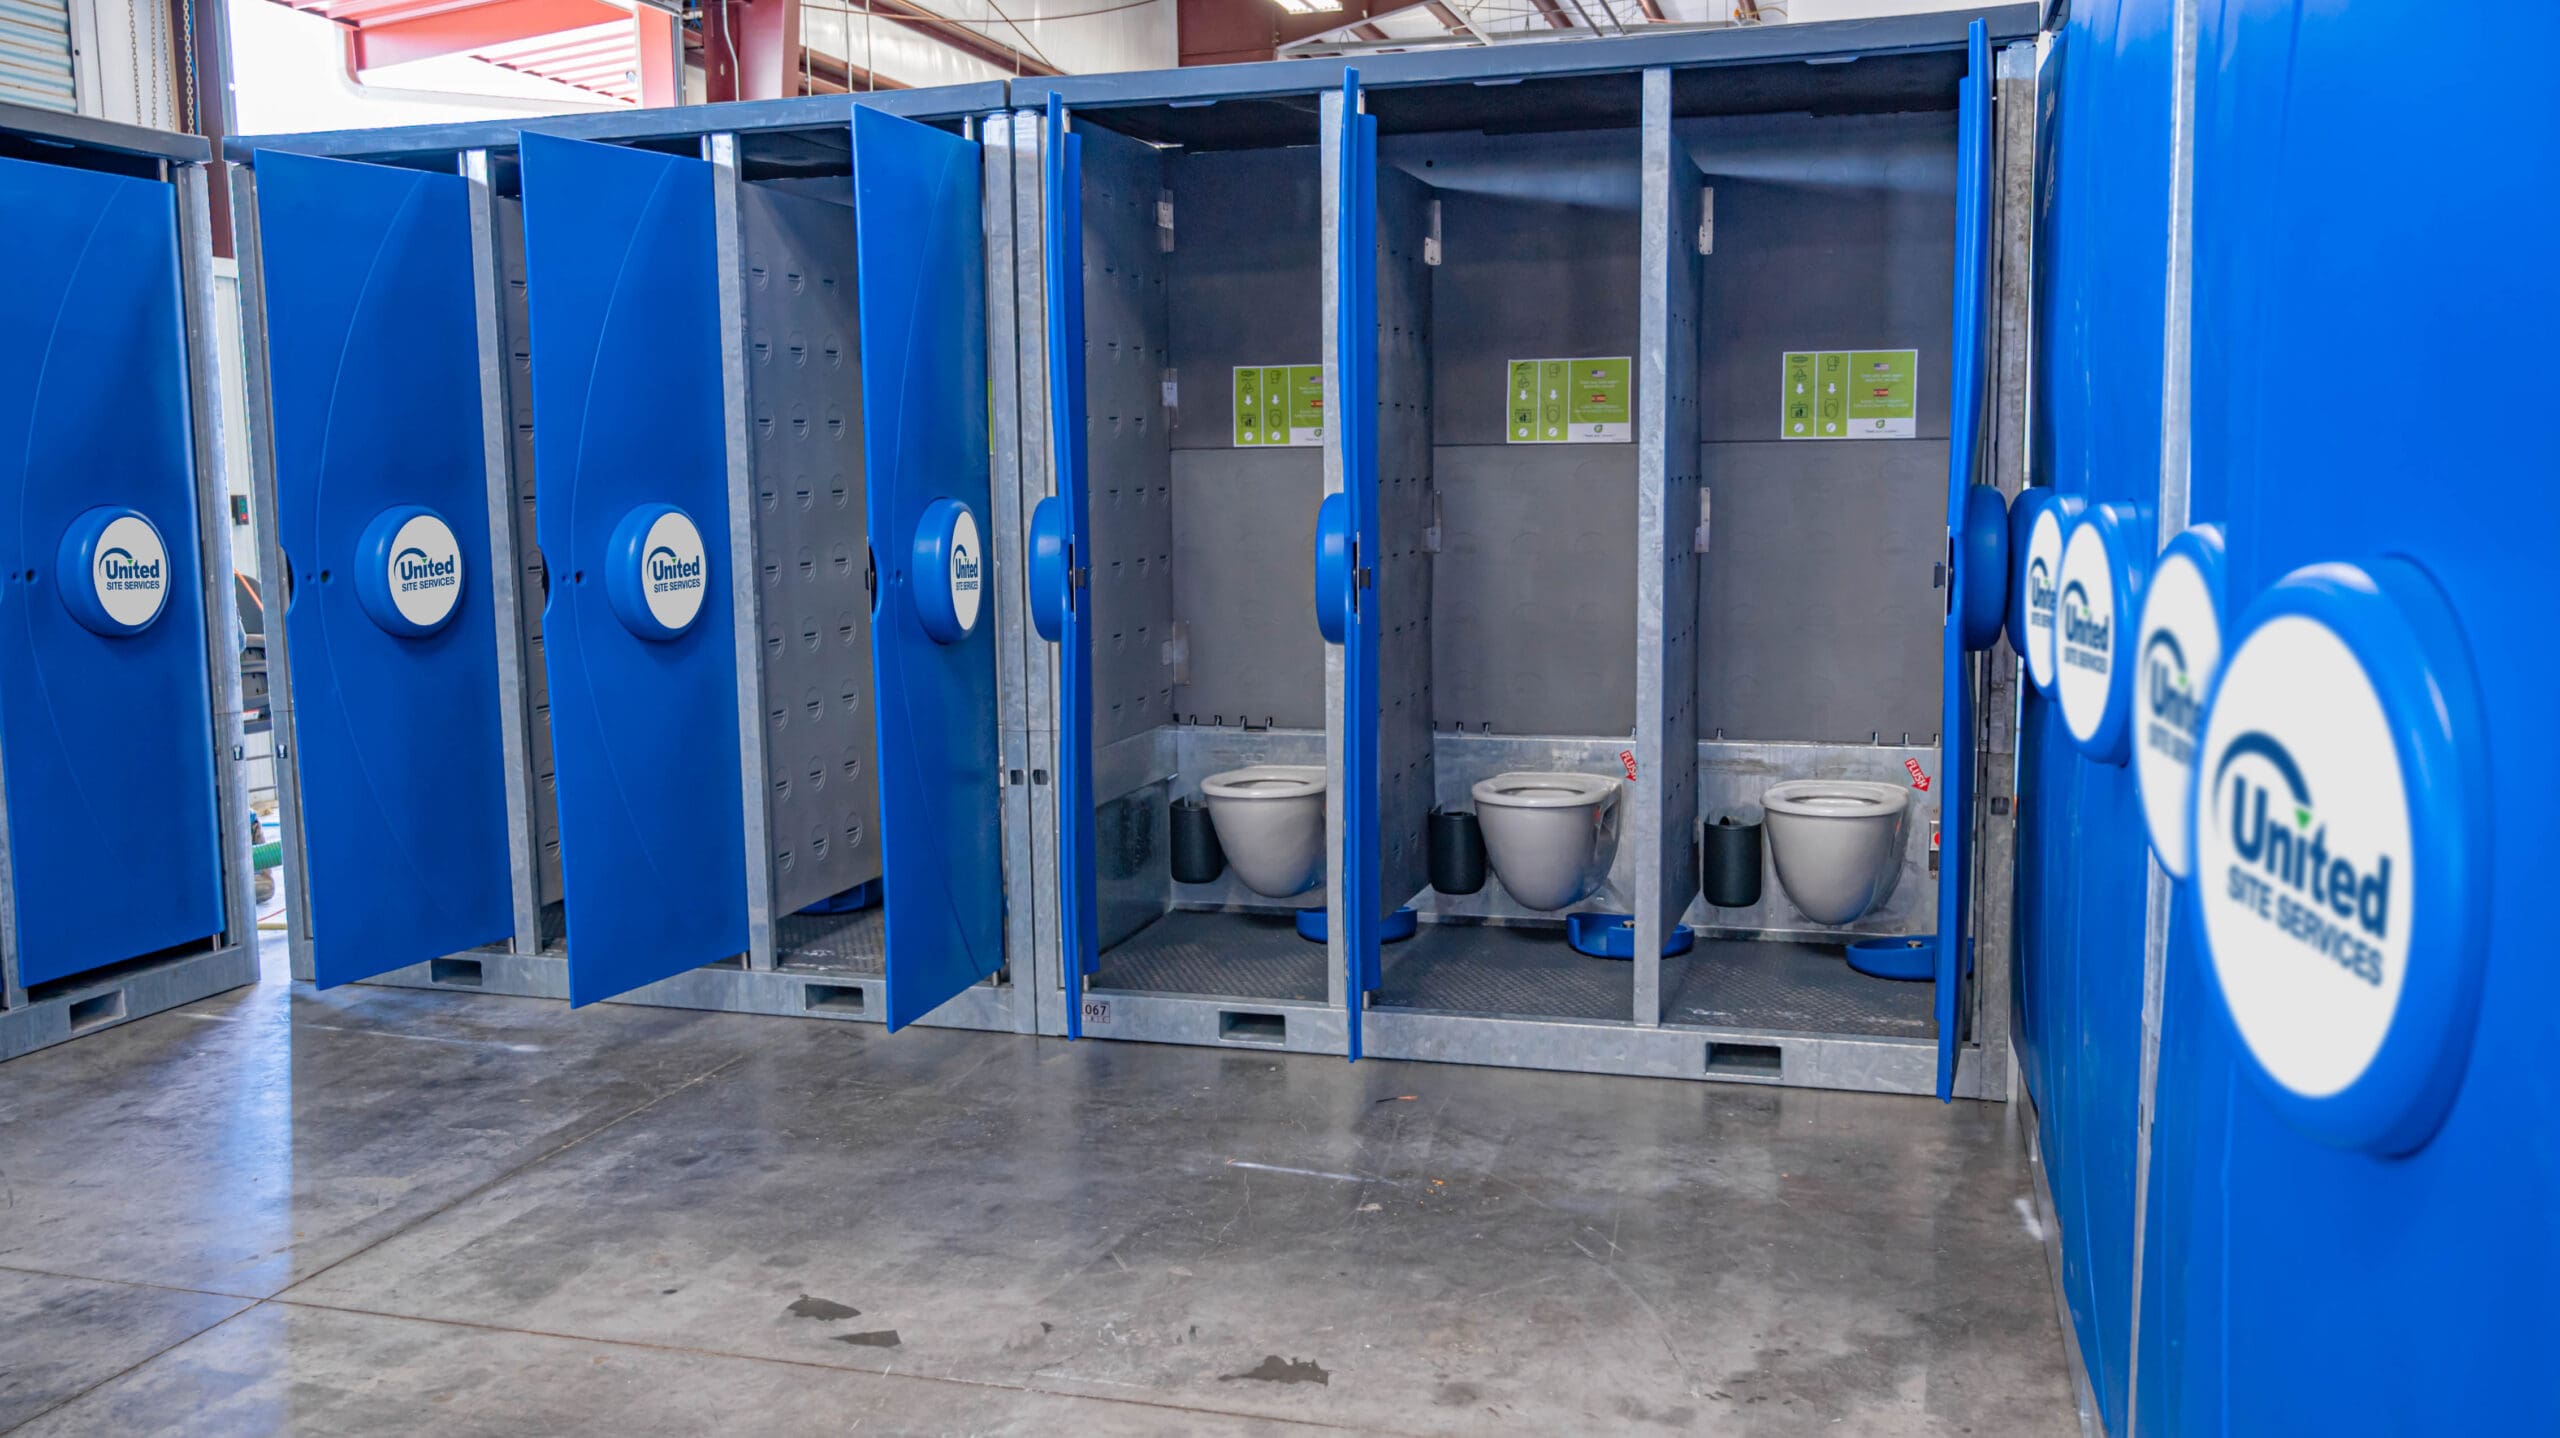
[2060,579,2110,674]
[2143,630,2200,764]
[2210,729,2391,987]
[951,541,980,597]
[2025,557,2056,633]
[647,544,705,596]
[97,545,162,592]
[394,545,458,594]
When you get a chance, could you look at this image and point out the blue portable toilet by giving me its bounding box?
[1026,6,2043,1093]
[232,91,1033,1034]
[2122,1,2560,1431]
[0,101,257,1059]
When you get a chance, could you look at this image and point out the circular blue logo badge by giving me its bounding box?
[2189,557,2489,1154]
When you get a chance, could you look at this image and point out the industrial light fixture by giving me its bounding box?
[1272,0,1345,14]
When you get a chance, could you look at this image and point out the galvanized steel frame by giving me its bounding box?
[1019,33,2038,1098]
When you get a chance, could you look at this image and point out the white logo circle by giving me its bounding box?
[947,507,983,636]
[386,513,464,630]
[91,514,169,630]
[641,511,709,633]
[2022,504,2065,691]
[2134,548,2220,876]
[2196,614,2412,1099]
[2055,518,2122,749]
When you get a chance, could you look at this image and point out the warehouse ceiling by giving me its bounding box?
[1275,0,1793,57]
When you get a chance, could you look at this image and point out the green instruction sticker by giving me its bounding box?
[1781,348,1918,440]
[1234,364,1325,448]
[1506,356,1632,444]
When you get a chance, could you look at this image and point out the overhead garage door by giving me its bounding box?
[0,0,77,112]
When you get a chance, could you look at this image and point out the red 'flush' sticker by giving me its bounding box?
[1905,757,1932,792]
[1620,749,1637,781]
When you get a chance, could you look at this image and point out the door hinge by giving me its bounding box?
[1156,190,1174,252]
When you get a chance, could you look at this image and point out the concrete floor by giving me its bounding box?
[0,939,2078,1435]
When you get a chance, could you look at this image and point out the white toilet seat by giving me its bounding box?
[1763,781,1910,819]
[1471,772,1621,811]
[1201,765,1327,802]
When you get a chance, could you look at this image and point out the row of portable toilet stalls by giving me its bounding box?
[0,104,263,1061]
[226,7,2044,1094]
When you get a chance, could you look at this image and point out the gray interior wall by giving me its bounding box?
[1684,110,1955,744]
[1078,123,1177,756]
[1388,129,1643,738]
[1373,163,1436,917]
[493,197,562,926]
[1163,146,1324,729]
[738,182,882,915]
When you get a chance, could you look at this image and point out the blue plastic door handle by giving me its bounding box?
[1028,493,1067,642]
[1314,490,1351,645]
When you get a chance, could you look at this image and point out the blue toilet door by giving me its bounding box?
[1327,72,1383,1060]
[518,132,747,1004]
[1036,95,1100,1037]
[254,151,514,986]
[2139,2,2560,1430]
[1933,20,1997,1101]
[0,156,224,987]
[849,108,1006,1030]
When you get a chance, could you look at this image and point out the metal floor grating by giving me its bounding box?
[1093,910,1326,1002]
[1375,923,1630,1021]
[776,907,886,976]
[1664,938,1936,1039]
[1369,926,1938,1038]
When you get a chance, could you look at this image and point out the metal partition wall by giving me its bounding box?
[231,89,1036,1035]
[0,104,258,1061]
[1016,7,2037,1096]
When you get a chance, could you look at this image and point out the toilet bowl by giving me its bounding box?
[1199,765,1328,898]
[1760,780,1910,925]
[1470,772,1622,912]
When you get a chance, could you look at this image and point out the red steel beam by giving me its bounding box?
[700,0,800,101]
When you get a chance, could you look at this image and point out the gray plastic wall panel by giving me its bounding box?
[738,182,883,915]
[1697,440,1947,742]
[1167,450,1320,725]
[1077,123,1177,750]
[493,198,564,917]
[1400,128,1643,737]
[1374,163,1436,919]
[1161,146,1323,728]
[1683,109,1956,744]
[1427,444,1635,736]
[1163,147,1321,449]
